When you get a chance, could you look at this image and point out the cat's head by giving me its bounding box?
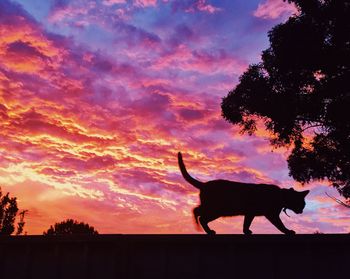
[284,188,310,214]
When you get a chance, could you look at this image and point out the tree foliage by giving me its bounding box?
[43,219,98,235]
[222,0,350,197]
[0,187,27,235]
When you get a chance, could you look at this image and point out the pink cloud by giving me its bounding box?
[102,0,126,6]
[195,0,221,14]
[48,4,90,23]
[113,22,161,49]
[183,0,222,14]
[152,44,247,74]
[253,0,298,20]
[134,0,157,7]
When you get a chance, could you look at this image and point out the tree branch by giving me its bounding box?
[325,192,350,208]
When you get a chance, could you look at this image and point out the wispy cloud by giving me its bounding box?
[102,0,127,6]
[133,0,158,8]
[253,0,297,20]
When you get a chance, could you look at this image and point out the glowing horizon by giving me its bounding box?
[1,0,349,235]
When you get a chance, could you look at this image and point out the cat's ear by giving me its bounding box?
[301,190,310,197]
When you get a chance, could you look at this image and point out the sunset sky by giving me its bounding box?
[1,0,349,234]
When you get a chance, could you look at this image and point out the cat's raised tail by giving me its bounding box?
[178,152,204,189]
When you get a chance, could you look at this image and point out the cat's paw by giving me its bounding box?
[286,230,296,235]
[208,230,216,235]
[243,229,252,235]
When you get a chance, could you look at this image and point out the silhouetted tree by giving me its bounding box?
[222,0,350,198]
[0,187,27,235]
[43,219,98,235]
[16,210,28,235]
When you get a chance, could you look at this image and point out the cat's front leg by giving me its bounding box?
[285,229,296,235]
[243,215,255,235]
[265,214,295,235]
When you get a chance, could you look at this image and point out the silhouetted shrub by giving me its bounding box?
[43,219,98,235]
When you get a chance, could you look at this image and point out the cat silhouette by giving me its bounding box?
[178,152,309,235]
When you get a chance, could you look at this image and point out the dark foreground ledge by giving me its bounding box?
[1,234,350,279]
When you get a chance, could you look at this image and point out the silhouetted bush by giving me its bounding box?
[43,219,98,235]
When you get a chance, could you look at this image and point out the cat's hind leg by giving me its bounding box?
[199,215,218,235]
[243,215,255,235]
[193,206,201,231]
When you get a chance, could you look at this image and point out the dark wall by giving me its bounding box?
[0,234,349,279]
